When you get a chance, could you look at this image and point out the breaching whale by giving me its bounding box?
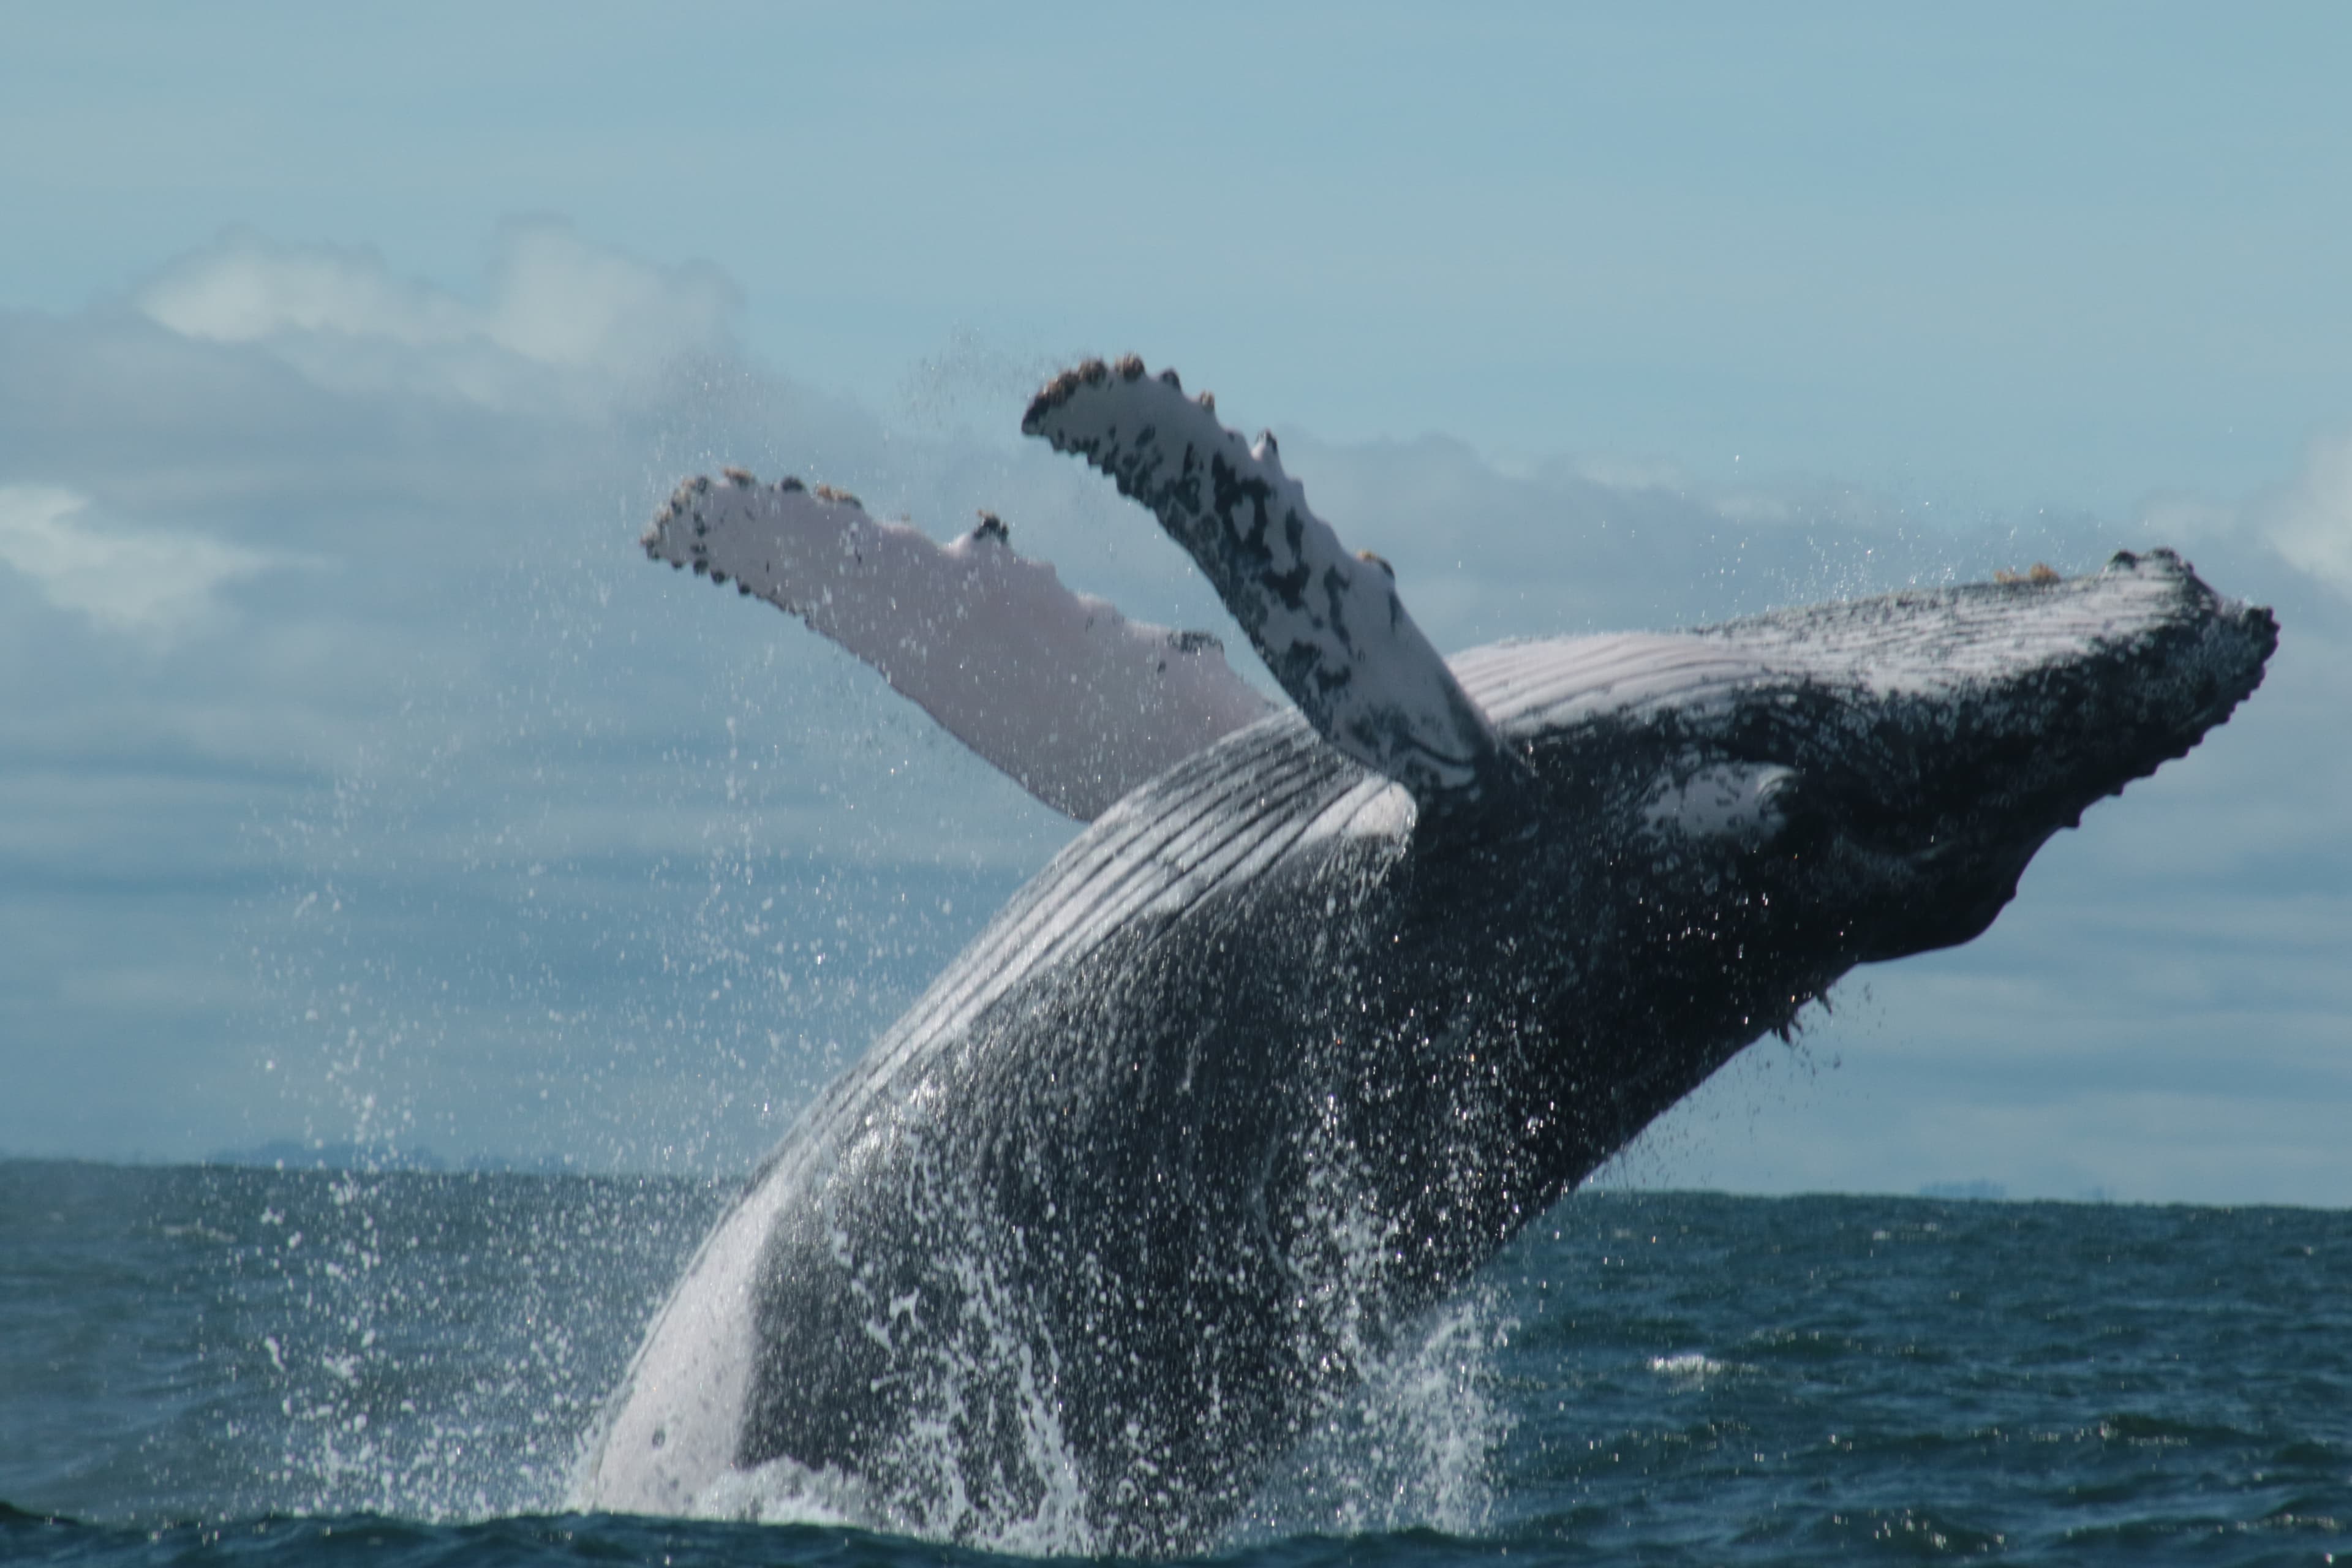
[586,358,2276,1553]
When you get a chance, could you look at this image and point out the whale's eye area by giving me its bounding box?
[1640,761,1803,850]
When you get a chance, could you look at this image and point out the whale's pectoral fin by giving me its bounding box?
[643,472,1276,821]
[1022,357,1514,801]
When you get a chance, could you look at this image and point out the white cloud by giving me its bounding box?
[2129,426,2352,606]
[2264,429,2352,600]
[138,236,471,349]
[484,221,738,373]
[0,484,287,642]
[134,221,742,411]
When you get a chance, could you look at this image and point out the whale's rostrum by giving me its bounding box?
[598,360,2276,1554]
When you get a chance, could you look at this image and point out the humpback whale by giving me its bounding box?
[587,358,2275,1553]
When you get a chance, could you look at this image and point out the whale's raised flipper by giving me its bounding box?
[643,474,1274,820]
[1023,357,1512,801]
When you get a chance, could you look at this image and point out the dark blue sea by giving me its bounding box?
[4,1159,2346,1566]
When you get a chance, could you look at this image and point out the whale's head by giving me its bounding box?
[1616,548,2277,967]
[1425,548,2275,1177]
[1464,548,2274,1003]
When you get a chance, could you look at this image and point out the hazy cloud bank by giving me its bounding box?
[2,224,2345,1198]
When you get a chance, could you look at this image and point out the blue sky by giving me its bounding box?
[2,5,2346,1200]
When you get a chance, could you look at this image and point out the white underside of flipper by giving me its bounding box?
[643,475,1274,821]
[1022,358,1508,801]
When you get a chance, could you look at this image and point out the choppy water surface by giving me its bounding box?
[4,1159,2346,1566]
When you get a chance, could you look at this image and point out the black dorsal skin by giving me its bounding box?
[586,552,2275,1556]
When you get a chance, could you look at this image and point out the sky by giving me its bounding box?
[2,4,2347,1202]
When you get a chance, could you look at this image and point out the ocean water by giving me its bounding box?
[4,1159,2346,1566]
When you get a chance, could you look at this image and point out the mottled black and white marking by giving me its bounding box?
[592,360,2276,1556]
